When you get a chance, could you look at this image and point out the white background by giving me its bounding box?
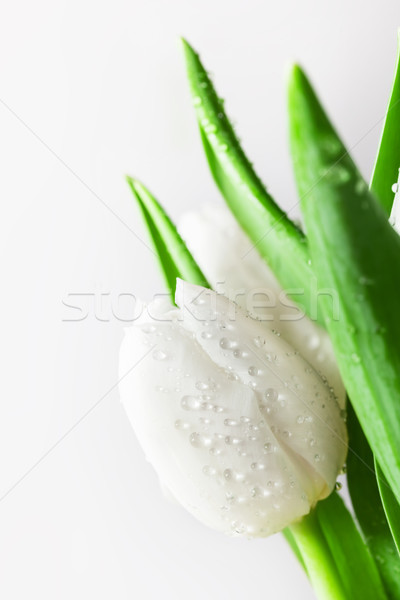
[0,1,398,598]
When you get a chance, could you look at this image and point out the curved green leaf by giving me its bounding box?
[291,493,387,600]
[282,528,308,575]
[288,64,400,512]
[370,32,400,215]
[290,508,347,600]
[376,460,400,556]
[181,39,318,321]
[316,493,387,600]
[126,177,209,299]
[347,404,400,598]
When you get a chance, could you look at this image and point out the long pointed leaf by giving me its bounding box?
[376,460,400,556]
[288,65,400,511]
[370,32,400,215]
[347,404,400,598]
[126,177,209,299]
[315,493,386,600]
[181,39,318,321]
[291,493,387,600]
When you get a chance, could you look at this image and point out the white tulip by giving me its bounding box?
[119,279,347,537]
[178,205,346,409]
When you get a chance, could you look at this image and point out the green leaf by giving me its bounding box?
[376,459,400,556]
[288,64,400,511]
[316,493,387,600]
[282,528,308,575]
[347,404,400,598]
[370,32,400,215]
[126,177,209,299]
[290,508,346,600]
[181,39,320,322]
[291,494,387,600]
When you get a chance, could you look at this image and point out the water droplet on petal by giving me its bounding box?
[248,366,260,376]
[175,420,190,430]
[181,396,201,410]
[224,419,239,427]
[201,330,213,340]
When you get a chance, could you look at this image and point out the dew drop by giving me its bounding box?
[223,468,232,480]
[320,164,351,184]
[190,433,201,447]
[359,275,374,286]
[351,353,361,364]
[196,380,213,391]
[175,420,190,430]
[152,349,167,361]
[192,96,202,106]
[209,447,222,456]
[181,396,201,411]
[231,521,245,534]
[264,388,278,402]
[141,324,156,334]
[226,492,235,504]
[204,123,217,133]
[335,481,342,491]
[248,366,260,376]
[201,330,213,340]
[224,419,239,427]
[225,436,241,445]
[203,465,217,476]
[253,336,264,348]
[355,179,367,194]
[220,337,235,350]
[321,136,342,156]
[190,432,212,448]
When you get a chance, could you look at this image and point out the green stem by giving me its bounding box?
[289,510,347,600]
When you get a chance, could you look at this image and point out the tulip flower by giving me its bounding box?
[119,279,347,537]
[122,36,400,600]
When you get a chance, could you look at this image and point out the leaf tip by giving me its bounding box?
[288,63,308,94]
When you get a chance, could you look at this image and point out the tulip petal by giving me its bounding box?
[179,205,346,409]
[120,281,347,537]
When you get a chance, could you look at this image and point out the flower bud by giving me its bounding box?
[178,205,346,409]
[119,280,347,537]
